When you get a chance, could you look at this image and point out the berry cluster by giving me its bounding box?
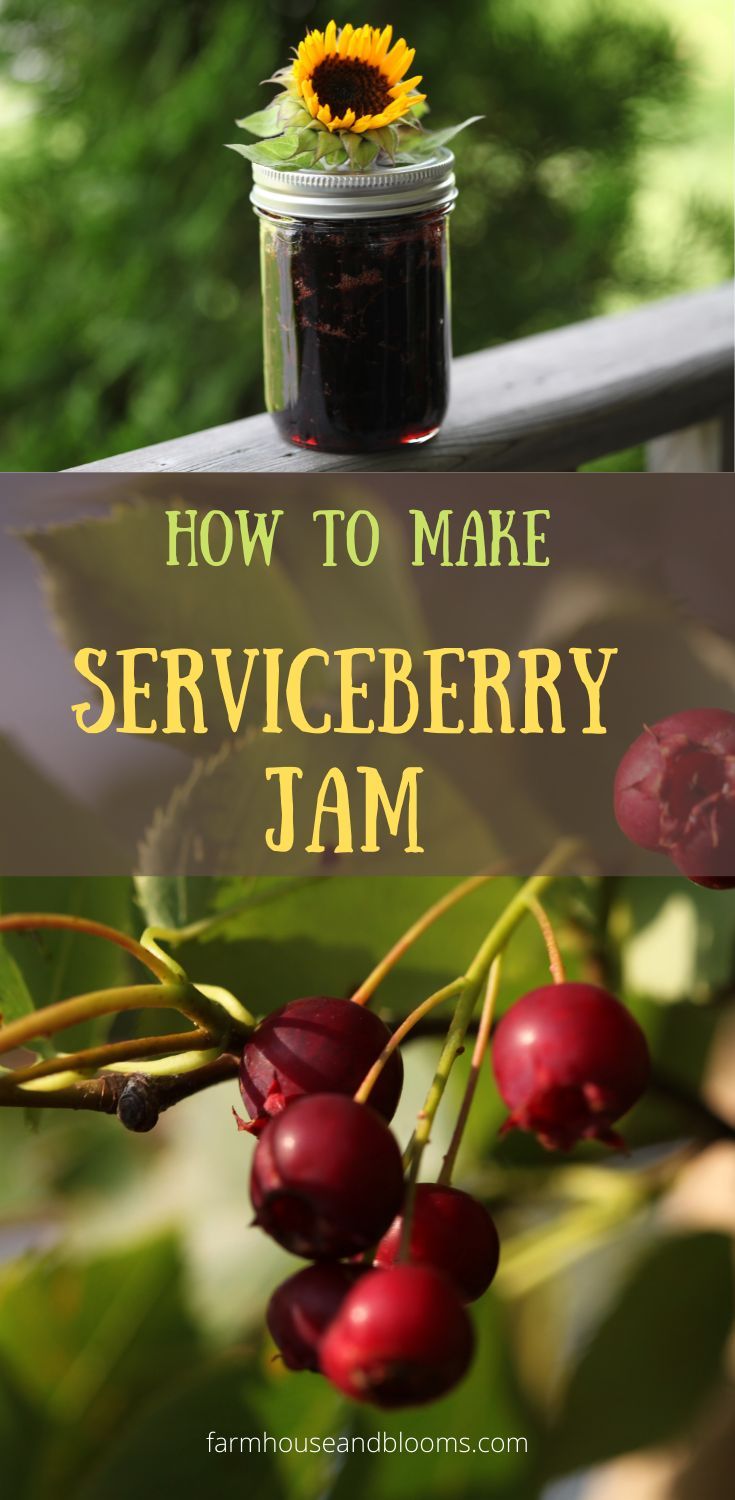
[238,981,650,1407]
[614,708,735,887]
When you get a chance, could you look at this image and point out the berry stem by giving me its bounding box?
[526,896,566,984]
[0,980,247,1061]
[404,841,578,1180]
[438,958,502,1186]
[353,978,464,1106]
[3,1028,214,1085]
[350,875,494,1007]
[0,912,182,984]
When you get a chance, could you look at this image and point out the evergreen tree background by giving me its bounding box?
[0,0,731,469]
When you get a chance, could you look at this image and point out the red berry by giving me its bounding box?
[614,709,735,884]
[266,1263,365,1371]
[320,1264,474,1408]
[492,982,650,1151]
[250,1093,405,1259]
[374,1184,499,1302]
[239,996,403,1133]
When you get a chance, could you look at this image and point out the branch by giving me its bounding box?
[0,1055,240,1131]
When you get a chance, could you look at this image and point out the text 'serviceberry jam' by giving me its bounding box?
[251,152,457,455]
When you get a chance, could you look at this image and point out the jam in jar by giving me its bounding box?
[251,152,456,454]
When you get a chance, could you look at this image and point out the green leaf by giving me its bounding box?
[410,116,485,153]
[0,734,125,874]
[547,1231,734,1477]
[227,127,319,168]
[0,932,35,1025]
[139,732,496,879]
[76,1356,289,1500]
[134,874,203,931]
[161,874,556,1032]
[0,875,132,1019]
[22,498,314,749]
[235,94,303,137]
[0,1237,202,1494]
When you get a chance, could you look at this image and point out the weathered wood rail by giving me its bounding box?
[72,282,733,473]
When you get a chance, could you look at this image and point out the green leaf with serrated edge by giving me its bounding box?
[21,496,314,749]
[138,728,499,881]
[134,875,188,931]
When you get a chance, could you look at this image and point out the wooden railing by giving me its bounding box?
[72,283,734,474]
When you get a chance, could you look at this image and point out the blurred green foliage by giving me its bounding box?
[0,0,731,469]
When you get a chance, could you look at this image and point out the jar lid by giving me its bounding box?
[250,147,456,221]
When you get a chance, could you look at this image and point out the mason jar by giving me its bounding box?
[251,150,457,454]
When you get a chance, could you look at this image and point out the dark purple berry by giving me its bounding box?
[614,709,735,885]
[320,1264,474,1408]
[250,1093,405,1259]
[374,1184,499,1302]
[492,982,650,1151]
[239,996,403,1134]
[266,1262,365,1371]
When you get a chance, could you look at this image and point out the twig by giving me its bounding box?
[0,1055,240,1127]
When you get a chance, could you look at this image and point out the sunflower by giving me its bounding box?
[292,21,426,134]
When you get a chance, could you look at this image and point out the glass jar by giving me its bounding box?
[251,151,456,454]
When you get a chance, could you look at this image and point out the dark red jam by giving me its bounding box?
[258,207,452,454]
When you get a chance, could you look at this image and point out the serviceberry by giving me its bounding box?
[374,1184,499,1302]
[250,1093,405,1259]
[614,708,735,886]
[320,1264,474,1408]
[492,982,650,1151]
[239,996,403,1133]
[267,1262,364,1372]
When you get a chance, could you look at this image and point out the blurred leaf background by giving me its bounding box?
[0,0,732,469]
[1,872,735,1498]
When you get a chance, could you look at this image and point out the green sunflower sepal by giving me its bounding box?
[227,107,483,175]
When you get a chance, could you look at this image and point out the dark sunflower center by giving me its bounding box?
[311,57,391,118]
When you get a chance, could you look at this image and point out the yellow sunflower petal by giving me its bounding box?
[386,45,415,85]
[330,107,357,131]
[383,38,407,72]
[375,25,393,61]
[317,102,332,125]
[389,75,423,96]
[324,19,337,52]
[337,23,354,56]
